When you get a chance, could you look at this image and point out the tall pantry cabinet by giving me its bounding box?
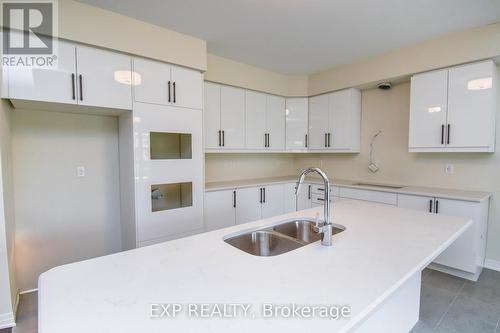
[120,58,204,249]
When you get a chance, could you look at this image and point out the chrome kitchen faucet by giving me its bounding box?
[295,167,333,246]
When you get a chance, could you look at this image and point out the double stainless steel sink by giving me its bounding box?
[224,219,345,257]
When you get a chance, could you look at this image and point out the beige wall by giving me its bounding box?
[205,153,295,183]
[308,22,500,95]
[0,99,15,325]
[58,0,207,71]
[294,75,500,262]
[205,54,308,96]
[12,110,122,291]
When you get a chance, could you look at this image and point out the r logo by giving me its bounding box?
[2,2,53,54]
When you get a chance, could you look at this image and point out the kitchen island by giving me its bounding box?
[39,200,472,333]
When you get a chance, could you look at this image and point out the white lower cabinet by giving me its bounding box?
[283,183,297,213]
[398,194,489,279]
[261,184,285,218]
[297,184,312,211]
[204,183,295,230]
[235,187,263,224]
[235,185,286,224]
[204,190,236,231]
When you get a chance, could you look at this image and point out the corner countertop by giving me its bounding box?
[205,176,491,202]
[38,201,472,333]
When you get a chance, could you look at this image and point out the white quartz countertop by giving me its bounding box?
[39,201,472,333]
[205,175,491,202]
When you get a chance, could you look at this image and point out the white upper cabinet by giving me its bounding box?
[204,83,246,150]
[308,94,330,150]
[266,95,286,150]
[245,90,267,149]
[286,97,309,150]
[133,58,171,105]
[76,45,132,110]
[447,61,497,150]
[220,85,246,149]
[205,82,362,153]
[204,82,222,149]
[409,60,497,152]
[6,39,133,110]
[134,58,202,109]
[7,39,77,104]
[245,92,285,150]
[309,88,361,152]
[409,69,449,150]
[329,88,361,151]
[170,65,203,109]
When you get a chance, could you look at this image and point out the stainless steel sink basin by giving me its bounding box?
[273,219,345,243]
[224,219,346,256]
[354,182,405,189]
[224,230,303,257]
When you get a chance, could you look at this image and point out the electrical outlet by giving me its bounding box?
[445,164,454,174]
[77,166,85,177]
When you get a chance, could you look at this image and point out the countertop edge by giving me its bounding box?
[204,176,492,202]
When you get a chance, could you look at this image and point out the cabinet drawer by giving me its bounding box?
[311,193,340,205]
[339,187,397,205]
[312,193,330,205]
[311,184,340,196]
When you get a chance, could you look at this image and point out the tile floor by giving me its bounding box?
[4,269,500,333]
[411,269,500,333]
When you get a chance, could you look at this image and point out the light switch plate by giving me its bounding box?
[445,164,454,174]
[77,166,85,177]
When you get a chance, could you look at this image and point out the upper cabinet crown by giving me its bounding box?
[133,58,203,110]
[5,38,133,110]
[308,88,361,152]
[409,60,497,152]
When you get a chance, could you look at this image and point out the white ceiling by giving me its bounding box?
[76,0,500,75]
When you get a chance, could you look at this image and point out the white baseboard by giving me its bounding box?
[428,263,481,282]
[0,312,15,329]
[484,259,500,272]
